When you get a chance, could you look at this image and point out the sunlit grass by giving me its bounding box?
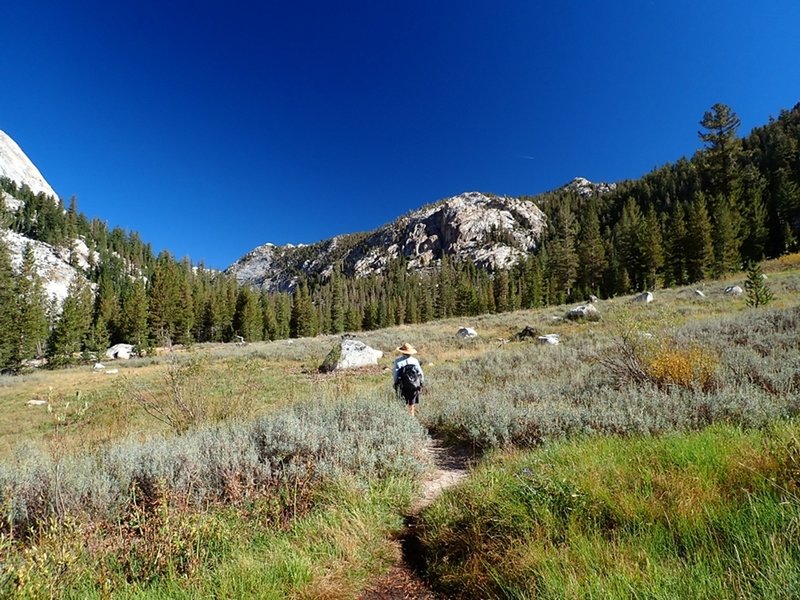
[419,422,800,599]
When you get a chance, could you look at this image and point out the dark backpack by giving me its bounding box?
[397,364,422,396]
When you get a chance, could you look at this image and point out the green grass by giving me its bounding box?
[419,422,800,599]
[1,477,414,599]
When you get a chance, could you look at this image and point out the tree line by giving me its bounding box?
[0,102,798,371]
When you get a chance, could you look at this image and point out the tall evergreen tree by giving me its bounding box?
[699,103,743,206]
[711,195,740,276]
[641,205,664,290]
[290,281,315,338]
[685,193,714,282]
[664,203,689,286]
[49,276,93,361]
[233,286,262,341]
[120,280,149,350]
[14,244,50,365]
[0,238,18,371]
[577,201,607,297]
[546,199,579,300]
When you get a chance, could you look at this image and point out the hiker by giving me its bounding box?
[393,342,424,417]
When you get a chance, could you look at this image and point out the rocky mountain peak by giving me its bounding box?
[0,130,59,200]
[227,191,547,292]
[564,176,617,197]
[1,130,84,306]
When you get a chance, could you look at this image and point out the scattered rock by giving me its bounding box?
[633,291,653,303]
[588,294,599,303]
[456,327,478,339]
[694,290,706,297]
[514,326,539,341]
[319,338,383,373]
[26,399,48,407]
[724,285,743,296]
[538,334,560,345]
[105,343,134,360]
[93,362,106,371]
[566,304,601,321]
[105,369,119,374]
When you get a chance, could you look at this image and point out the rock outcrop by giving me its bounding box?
[0,130,59,200]
[228,192,547,292]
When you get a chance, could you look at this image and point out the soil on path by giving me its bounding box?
[359,436,471,600]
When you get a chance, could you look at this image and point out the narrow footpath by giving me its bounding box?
[359,436,471,600]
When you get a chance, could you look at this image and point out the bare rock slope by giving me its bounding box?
[228,191,547,292]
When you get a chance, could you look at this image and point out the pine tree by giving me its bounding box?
[640,205,664,290]
[577,201,607,297]
[685,193,714,282]
[0,238,18,371]
[547,200,579,300]
[329,271,345,333]
[699,103,743,206]
[493,269,510,313]
[148,252,181,346]
[614,198,646,291]
[120,280,149,350]
[290,281,315,338]
[14,244,49,365]
[744,261,774,308]
[233,286,262,341]
[739,165,769,262]
[711,195,740,276]
[49,276,93,362]
[664,203,689,287]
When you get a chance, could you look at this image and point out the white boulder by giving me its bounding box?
[105,343,134,360]
[633,291,653,303]
[566,304,600,321]
[694,290,706,297]
[456,327,478,339]
[322,339,383,372]
[26,399,48,407]
[538,334,560,345]
[93,362,106,371]
[724,285,743,296]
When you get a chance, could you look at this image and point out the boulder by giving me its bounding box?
[26,399,48,407]
[588,294,599,303]
[566,304,600,321]
[514,326,539,341]
[105,343,134,360]
[320,338,383,373]
[633,291,653,303]
[456,327,478,339]
[538,334,560,345]
[694,290,706,297]
[724,285,743,296]
[93,362,106,371]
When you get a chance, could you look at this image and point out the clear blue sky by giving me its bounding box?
[2,0,799,269]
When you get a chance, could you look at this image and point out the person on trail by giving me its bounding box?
[393,342,424,417]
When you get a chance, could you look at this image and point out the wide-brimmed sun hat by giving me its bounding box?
[396,342,418,355]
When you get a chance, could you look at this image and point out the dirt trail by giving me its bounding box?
[359,436,471,600]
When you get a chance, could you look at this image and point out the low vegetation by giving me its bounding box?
[418,423,800,598]
[0,259,798,596]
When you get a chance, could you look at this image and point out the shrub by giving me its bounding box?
[0,397,427,536]
[646,344,718,391]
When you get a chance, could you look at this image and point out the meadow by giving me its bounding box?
[0,256,799,598]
